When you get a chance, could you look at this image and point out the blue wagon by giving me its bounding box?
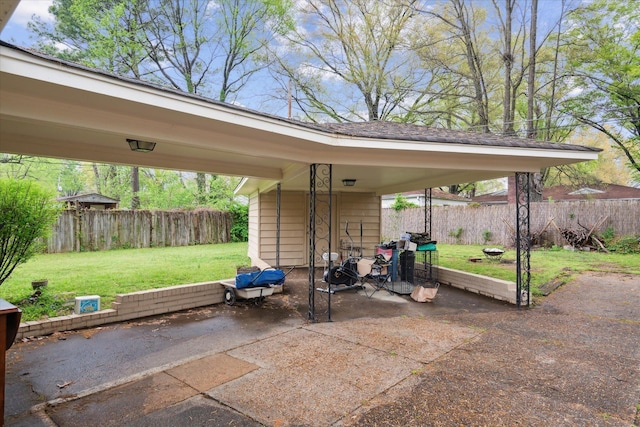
[220,268,288,306]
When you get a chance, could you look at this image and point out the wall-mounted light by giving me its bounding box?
[342,179,356,187]
[127,138,156,153]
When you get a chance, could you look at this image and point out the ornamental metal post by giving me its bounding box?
[515,172,531,307]
[420,188,434,274]
[276,183,281,269]
[424,188,432,237]
[308,164,332,321]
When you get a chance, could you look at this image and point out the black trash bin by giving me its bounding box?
[399,251,415,283]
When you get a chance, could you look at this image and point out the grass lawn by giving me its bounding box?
[0,242,250,321]
[437,243,640,293]
[2,242,638,322]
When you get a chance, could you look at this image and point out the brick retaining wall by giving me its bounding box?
[17,281,226,340]
[437,266,521,304]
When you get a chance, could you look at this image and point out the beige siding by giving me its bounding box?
[247,191,260,262]
[251,190,382,267]
[337,192,382,257]
[259,191,307,266]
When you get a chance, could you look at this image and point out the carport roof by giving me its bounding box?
[0,41,600,196]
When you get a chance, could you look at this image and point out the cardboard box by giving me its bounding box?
[396,240,417,251]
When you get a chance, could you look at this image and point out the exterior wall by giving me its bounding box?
[337,192,382,257]
[259,191,307,267]
[247,191,260,263]
[249,190,382,267]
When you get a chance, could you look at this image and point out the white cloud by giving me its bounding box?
[10,0,54,25]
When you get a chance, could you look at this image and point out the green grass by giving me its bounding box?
[2,242,638,322]
[0,243,250,321]
[437,244,640,294]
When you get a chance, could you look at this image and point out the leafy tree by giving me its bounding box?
[390,193,418,211]
[58,160,85,196]
[214,0,294,103]
[229,202,249,242]
[270,0,423,122]
[562,0,640,179]
[545,128,634,187]
[0,155,60,192]
[0,180,61,286]
[419,0,495,133]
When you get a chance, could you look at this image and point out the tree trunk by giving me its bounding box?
[526,0,538,139]
[501,0,515,135]
[131,166,140,209]
[196,172,207,205]
[452,0,490,133]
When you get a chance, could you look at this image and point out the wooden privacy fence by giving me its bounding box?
[382,199,640,247]
[47,209,232,253]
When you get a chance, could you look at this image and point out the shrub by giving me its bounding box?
[390,193,418,211]
[606,235,640,254]
[229,202,248,242]
[0,179,61,286]
[448,227,463,243]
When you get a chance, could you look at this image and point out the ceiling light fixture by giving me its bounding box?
[127,138,156,153]
[342,179,356,187]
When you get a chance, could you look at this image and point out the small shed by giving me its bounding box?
[57,193,119,210]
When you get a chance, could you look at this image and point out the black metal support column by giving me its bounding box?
[424,188,432,237]
[308,164,332,321]
[515,172,531,307]
[276,183,281,269]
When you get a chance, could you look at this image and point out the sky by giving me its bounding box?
[0,0,53,45]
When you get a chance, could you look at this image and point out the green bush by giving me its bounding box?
[601,226,615,241]
[229,203,248,242]
[0,179,61,286]
[606,235,640,254]
[390,193,418,211]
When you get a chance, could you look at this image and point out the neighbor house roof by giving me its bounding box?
[544,184,640,201]
[474,184,640,204]
[56,193,119,204]
[0,39,600,197]
[382,189,471,204]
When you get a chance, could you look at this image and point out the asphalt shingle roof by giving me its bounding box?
[2,41,600,154]
[308,121,600,152]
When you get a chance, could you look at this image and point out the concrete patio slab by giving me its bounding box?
[47,372,196,426]
[166,353,259,393]
[305,316,481,362]
[207,318,480,426]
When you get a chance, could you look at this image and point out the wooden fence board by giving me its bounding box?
[46,209,232,253]
[382,200,640,247]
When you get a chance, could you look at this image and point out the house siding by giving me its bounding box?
[250,190,382,267]
[337,192,382,257]
[247,191,260,263]
[259,191,307,267]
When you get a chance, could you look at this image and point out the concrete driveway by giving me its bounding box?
[5,271,639,426]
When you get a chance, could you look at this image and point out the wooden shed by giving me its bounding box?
[56,193,119,210]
